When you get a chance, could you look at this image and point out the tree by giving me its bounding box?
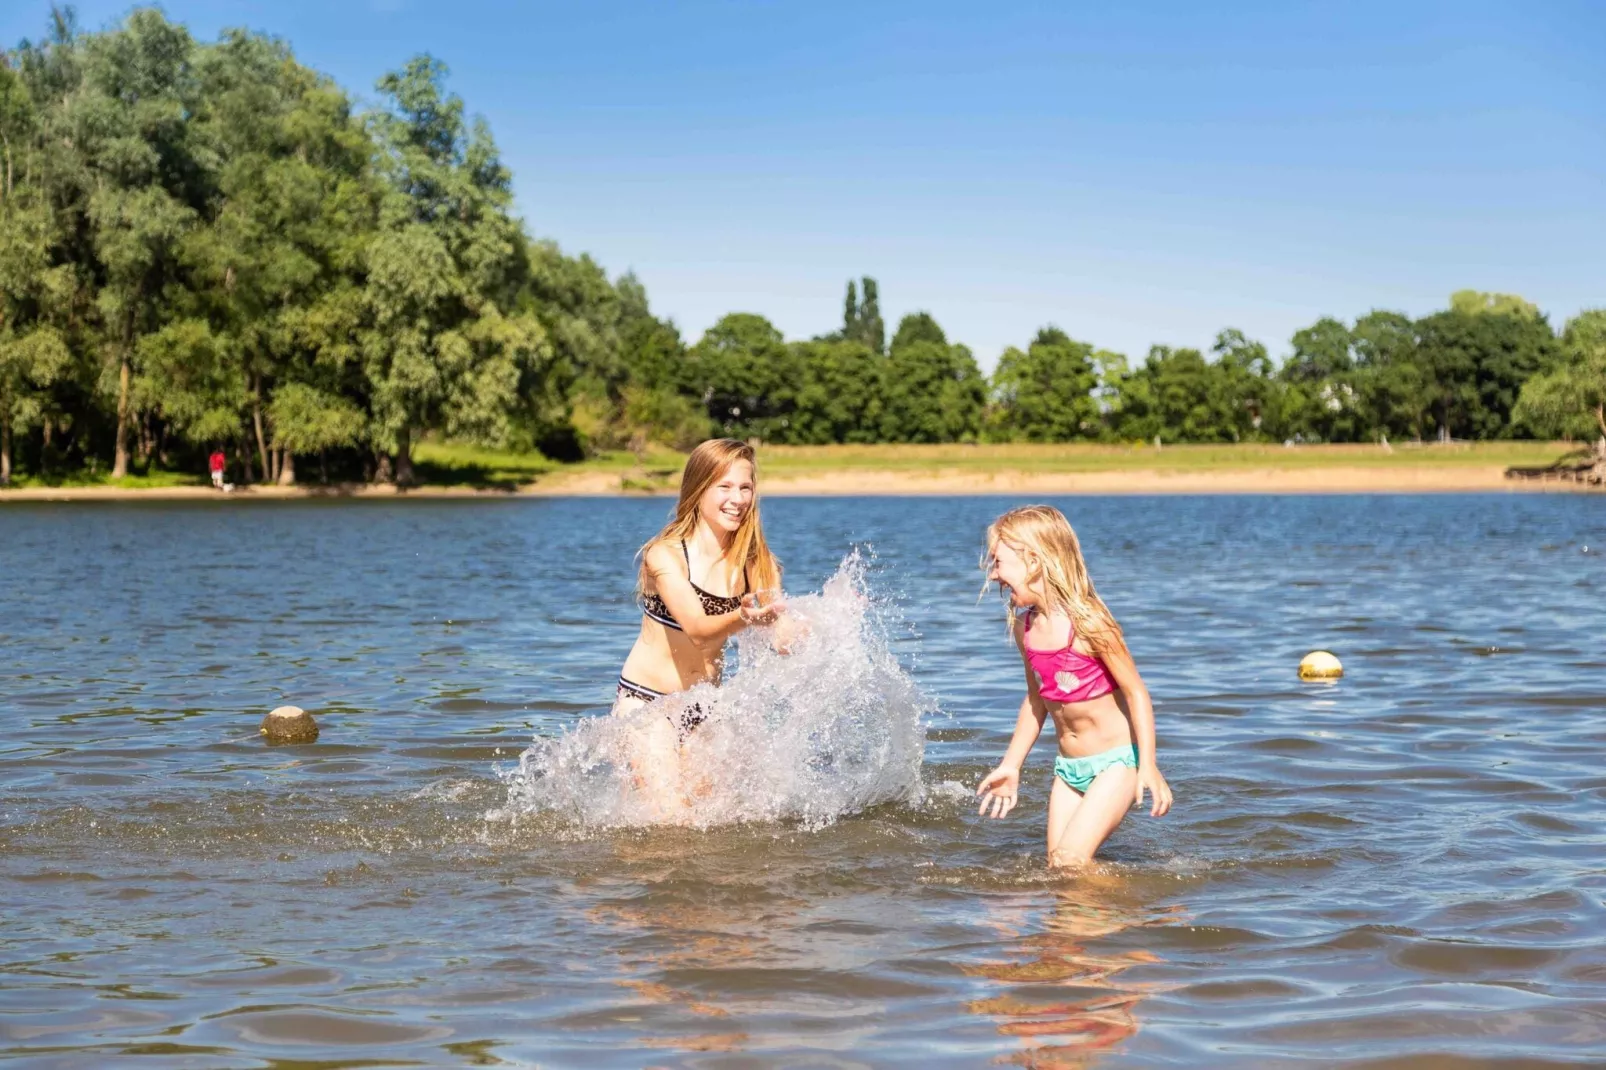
[64,10,202,478]
[785,339,883,444]
[1116,345,1243,443]
[1414,302,1556,439]
[1451,290,1541,319]
[683,312,796,440]
[991,327,1099,441]
[878,313,984,442]
[1350,310,1426,439]
[157,28,380,484]
[1514,309,1606,445]
[840,275,885,355]
[608,272,706,450]
[1284,317,1352,382]
[362,56,547,484]
[0,57,72,483]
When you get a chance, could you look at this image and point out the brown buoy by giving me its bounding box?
[261,705,319,744]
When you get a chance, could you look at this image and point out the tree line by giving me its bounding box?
[3,9,1602,487]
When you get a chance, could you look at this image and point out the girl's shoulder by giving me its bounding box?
[1023,605,1074,647]
[641,538,685,573]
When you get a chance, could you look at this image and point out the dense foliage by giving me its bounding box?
[2,9,1601,486]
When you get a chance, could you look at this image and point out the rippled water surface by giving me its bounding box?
[3,494,1604,1068]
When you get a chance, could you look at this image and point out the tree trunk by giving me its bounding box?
[277,447,295,486]
[0,417,11,486]
[136,416,153,468]
[319,450,329,485]
[111,354,132,478]
[393,427,414,487]
[237,439,255,484]
[252,378,270,485]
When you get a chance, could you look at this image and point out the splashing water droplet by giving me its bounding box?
[495,552,934,830]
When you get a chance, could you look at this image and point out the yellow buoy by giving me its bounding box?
[261,704,319,744]
[1298,650,1343,681]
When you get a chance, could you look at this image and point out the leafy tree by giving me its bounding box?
[0,58,72,483]
[683,312,796,440]
[361,56,548,483]
[878,313,984,442]
[1117,345,1235,442]
[837,275,886,356]
[1088,348,1130,436]
[890,311,946,353]
[1414,303,1556,439]
[785,339,883,444]
[1284,317,1352,382]
[1451,289,1541,319]
[156,28,379,483]
[1514,309,1606,443]
[63,10,202,477]
[1350,310,1427,439]
[991,327,1099,441]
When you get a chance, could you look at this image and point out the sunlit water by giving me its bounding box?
[2,494,1603,1068]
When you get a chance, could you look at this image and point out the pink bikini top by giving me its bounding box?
[1022,607,1116,704]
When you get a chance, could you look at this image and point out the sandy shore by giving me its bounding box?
[0,463,1592,501]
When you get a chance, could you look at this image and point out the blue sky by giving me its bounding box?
[6,1,1603,368]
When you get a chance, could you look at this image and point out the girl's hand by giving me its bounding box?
[772,612,810,655]
[739,593,783,627]
[976,765,1021,819]
[1135,764,1172,817]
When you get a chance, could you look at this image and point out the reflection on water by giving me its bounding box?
[971,880,1181,1068]
[2,494,1604,1067]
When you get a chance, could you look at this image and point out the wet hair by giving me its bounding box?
[638,438,782,597]
[983,504,1125,657]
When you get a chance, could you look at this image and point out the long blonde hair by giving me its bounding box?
[638,438,782,598]
[984,504,1125,656]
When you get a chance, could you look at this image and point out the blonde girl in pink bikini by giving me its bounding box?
[976,505,1172,865]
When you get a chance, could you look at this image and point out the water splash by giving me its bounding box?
[495,552,933,829]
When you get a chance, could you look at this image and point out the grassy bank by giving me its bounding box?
[1,440,1588,499]
[751,440,1567,475]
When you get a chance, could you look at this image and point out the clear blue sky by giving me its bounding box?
[6,1,1603,368]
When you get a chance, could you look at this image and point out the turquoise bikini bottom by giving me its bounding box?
[1053,744,1139,793]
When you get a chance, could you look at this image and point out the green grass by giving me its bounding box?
[4,440,1578,495]
[410,440,560,489]
[749,440,1572,475]
[5,466,205,490]
[411,439,686,489]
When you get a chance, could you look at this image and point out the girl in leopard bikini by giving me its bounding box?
[615,438,786,812]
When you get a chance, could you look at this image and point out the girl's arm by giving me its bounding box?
[645,543,779,648]
[1099,639,1173,818]
[977,617,1050,819]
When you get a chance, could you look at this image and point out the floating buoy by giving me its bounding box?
[1298,650,1343,681]
[261,705,319,744]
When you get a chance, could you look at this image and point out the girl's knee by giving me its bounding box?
[1048,846,1093,868]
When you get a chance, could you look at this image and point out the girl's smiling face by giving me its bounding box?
[987,538,1038,607]
[699,459,756,536]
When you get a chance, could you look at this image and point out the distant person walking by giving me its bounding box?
[209,449,227,490]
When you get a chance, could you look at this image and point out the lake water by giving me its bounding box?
[2,494,1604,1068]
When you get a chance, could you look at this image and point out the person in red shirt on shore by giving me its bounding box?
[209,449,227,490]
